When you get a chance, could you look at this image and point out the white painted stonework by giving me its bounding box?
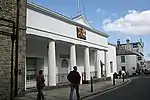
[117,55,137,75]
[107,44,117,78]
[116,39,144,75]
[25,2,117,89]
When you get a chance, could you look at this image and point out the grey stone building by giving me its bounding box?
[0,0,26,100]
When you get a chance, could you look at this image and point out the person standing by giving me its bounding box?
[67,66,81,100]
[122,70,126,82]
[119,70,122,79]
[36,70,45,100]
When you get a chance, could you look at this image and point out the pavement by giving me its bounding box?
[17,78,129,100]
[84,75,150,100]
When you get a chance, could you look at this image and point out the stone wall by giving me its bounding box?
[0,0,26,100]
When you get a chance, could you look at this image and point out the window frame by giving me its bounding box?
[121,56,125,63]
[110,61,113,73]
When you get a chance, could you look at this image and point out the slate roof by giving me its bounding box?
[116,49,141,56]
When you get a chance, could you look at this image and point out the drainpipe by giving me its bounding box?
[14,0,20,97]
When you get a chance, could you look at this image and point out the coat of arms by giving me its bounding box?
[76,27,86,40]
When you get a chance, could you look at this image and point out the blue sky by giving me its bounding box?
[29,0,150,60]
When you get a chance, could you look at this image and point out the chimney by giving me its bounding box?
[117,39,121,49]
[126,38,130,50]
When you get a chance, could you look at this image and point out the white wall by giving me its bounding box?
[117,56,127,71]
[76,47,96,76]
[27,8,108,50]
[107,45,117,77]
[117,55,137,75]
[146,61,150,70]
[127,55,137,74]
[26,36,48,57]
[89,49,96,72]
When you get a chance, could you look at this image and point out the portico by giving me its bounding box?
[26,34,108,88]
[25,2,112,89]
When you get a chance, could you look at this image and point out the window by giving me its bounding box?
[138,56,142,60]
[26,57,37,81]
[26,57,44,81]
[133,43,138,48]
[121,56,125,63]
[110,61,113,73]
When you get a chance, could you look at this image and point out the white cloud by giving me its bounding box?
[96,8,101,12]
[103,10,150,35]
[103,18,112,24]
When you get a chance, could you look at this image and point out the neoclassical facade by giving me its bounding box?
[25,2,117,89]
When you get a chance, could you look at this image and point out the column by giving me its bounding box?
[104,51,109,77]
[84,47,90,81]
[70,44,76,71]
[48,40,56,86]
[96,50,101,78]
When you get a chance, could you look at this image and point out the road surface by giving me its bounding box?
[88,76,150,100]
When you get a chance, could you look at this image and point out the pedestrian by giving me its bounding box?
[122,70,126,82]
[119,70,122,78]
[67,66,81,100]
[36,70,45,100]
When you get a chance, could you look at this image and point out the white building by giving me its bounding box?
[25,2,117,89]
[146,61,150,70]
[116,39,144,75]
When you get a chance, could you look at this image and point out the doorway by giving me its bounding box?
[26,57,44,88]
[57,58,69,84]
[121,66,126,71]
[61,58,69,74]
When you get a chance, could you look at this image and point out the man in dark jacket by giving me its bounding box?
[67,66,81,100]
[36,70,45,100]
[119,70,122,78]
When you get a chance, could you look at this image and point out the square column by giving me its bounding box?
[48,40,56,86]
[84,47,90,81]
[96,50,101,78]
[104,51,109,77]
[70,44,76,71]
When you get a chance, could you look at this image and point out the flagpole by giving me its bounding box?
[77,0,80,15]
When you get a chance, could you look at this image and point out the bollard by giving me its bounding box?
[113,73,115,85]
[91,77,93,92]
[123,74,125,82]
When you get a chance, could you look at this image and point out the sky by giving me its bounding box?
[29,0,150,60]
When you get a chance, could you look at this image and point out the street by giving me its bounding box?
[88,76,150,100]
